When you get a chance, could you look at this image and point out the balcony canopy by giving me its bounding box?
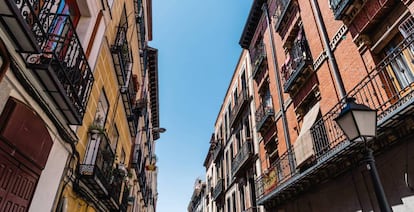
[294,102,320,166]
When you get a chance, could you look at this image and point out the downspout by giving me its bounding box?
[309,0,347,99]
[0,38,10,82]
[262,3,295,172]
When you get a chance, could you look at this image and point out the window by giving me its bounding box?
[232,192,237,212]
[239,186,245,211]
[384,42,414,89]
[109,124,119,152]
[235,129,241,151]
[233,88,238,105]
[224,113,228,139]
[94,90,109,127]
[265,137,279,165]
[243,117,251,139]
[227,197,231,212]
[241,71,247,93]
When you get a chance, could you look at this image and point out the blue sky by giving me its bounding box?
[152,1,252,211]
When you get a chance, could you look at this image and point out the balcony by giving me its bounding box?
[273,0,291,31]
[212,178,224,200]
[281,38,313,94]
[255,98,275,133]
[212,143,222,163]
[79,131,121,210]
[231,140,254,177]
[0,0,43,53]
[330,0,352,20]
[255,32,414,206]
[5,1,94,125]
[120,183,131,212]
[230,91,250,127]
[111,26,138,136]
[330,0,393,24]
[250,43,266,78]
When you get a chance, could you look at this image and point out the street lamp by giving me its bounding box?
[335,98,392,212]
[152,127,166,133]
[139,127,167,133]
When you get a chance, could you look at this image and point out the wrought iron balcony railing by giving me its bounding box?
[250,43,266,78]
[120,183,131,212]
[255,31,414,205]
[111,26,138,136]
[255,151,293,200]
[15,7,94,125]
[79,131,121,209]
[230,90,250,127]
[281,38,313,93]
[330,0,352,20]
[231,140,254,177]
[212,178,224,200]
[255,98,275,132]
[0,0,46,53]
[273,0,291,31]
[212,143,222,162]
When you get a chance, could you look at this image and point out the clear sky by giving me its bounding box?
[151,1,252,211]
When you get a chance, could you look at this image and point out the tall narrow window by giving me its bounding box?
[240,186,245,211]
[244,117,251,139]
[94,90,109,127]
[241,71,247,93]
[109,124,119,152]
[385,43,414,89]
[227,197,231,212]
[233,88,238,105]
[232,192,237,212]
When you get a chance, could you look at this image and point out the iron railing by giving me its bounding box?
[79,132,115,196]
[111,26,138,136]
[230,90,249,126]
[255,151,293,199]
[273,0,291,31]
[6,0,45,51]
[255,98,275,131]
[281,37,313,92]
[212,143,222,162]
[255,31,414,201]
[250,42,266,78]
[212,178,224,200]
[329,0,352,20]
[24,9,94,124]
[231,140,254,177]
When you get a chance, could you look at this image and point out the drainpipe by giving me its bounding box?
[0,38,10,82]
[262,3,295,172]
[309,0,347,99]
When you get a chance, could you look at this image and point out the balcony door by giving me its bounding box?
[43,0,81,60]
[384,43,414,91]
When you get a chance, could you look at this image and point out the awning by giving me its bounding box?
[293,102,320,166]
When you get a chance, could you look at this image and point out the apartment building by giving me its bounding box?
[0,0,159,211]
[240,0,414,211]
[203,50,262,212]
[188,179,207,212]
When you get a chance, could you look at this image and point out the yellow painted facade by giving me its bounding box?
[60,0,148,211]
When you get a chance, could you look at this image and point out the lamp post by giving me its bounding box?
[335,98,392,212]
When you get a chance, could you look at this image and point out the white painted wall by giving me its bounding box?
[29,139,69,212]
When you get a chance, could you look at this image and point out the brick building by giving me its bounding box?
[239,0,414,211]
